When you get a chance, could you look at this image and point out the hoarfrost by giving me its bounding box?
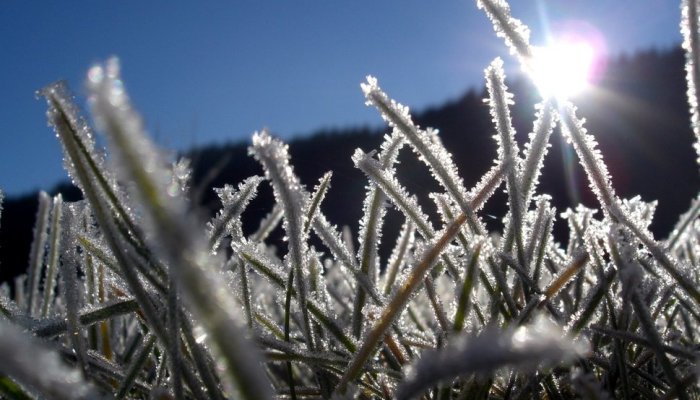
[352,148,435,239]
[476,0,532,64]
[0,319,103,399]
[208,175,264,251]
[362,76,484,235]
[681,0,700,167]
[395,316,587,400]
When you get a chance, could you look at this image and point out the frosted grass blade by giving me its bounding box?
[361,77,484,235]
[59,203,88,374]
[33,297,138,338]
[540,252,589,306]
[486,59,525,262]
[116,333,156,399]
[40,194,63,318]
[304,171,332,235]
[311,214,383,304]
[250,204,283,243]
[520,102,556,210]
[40,82,144,255]
[353,148,435,239]
[208,175,264,252]
[283,268,298,400]
[383,221,415,296]
[235,242,357,352]
[26,191,51,316]
[336,211,470,393]
[453,240,483,332]
[476,0,532,64]
[666,193,700,250]
[87,58,272,399]
[609,227,687,399]
[0,319,103,399]
[395,317,586,400]
[559,104,618,218]
[613,208,700,305]
[249,131,315,351]
[354,132,404,337]
[681,0,700,167]
[166,273,184,400]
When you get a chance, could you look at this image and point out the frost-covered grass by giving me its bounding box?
[2,0,700,398]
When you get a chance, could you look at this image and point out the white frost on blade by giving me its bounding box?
[395,315,588,400]
[357,131,406,284]
[0,319,103,399]
[249,131,317,350]
[305,171,333,235]
[520,101,557,208]
[476,0,532,66]
[619,196,657,232]
[486,59,520,169]
[486,59,525,254]
[361,77,483,234]
[39,81,109,193]
[312,214,362,274]
[59,202,88,373]
[169,157,192,197]
[250,204,284,243]
[352,148,435,239]
[681,0,700,168]
[667,193,700,251]
[466,161,508,212]
[208,176,264,251]
[27,191,51,316]
[559,103,618,214]
[87,58,273,399]
[382,220,416,296]
[86,58,186,247]
[249,132,309,253]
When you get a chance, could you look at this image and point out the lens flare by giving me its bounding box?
[529,40,595,100]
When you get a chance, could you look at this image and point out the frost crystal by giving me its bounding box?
[681,0,700,168]
[39,81,108,193]
[352,148,435,239]
[559,103,618,214]
[396,316,587,400]
[208,175,264,251]
[520,101,556,208]
[362,76,484,235]
[476,0,532,64]
[249,131,316,350]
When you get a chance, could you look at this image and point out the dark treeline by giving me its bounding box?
[1,47,698,284]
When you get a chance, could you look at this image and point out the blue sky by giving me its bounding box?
[0,1,682,196]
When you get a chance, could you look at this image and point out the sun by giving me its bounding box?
[528,40,596,100]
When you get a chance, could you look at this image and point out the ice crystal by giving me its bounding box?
[476,0,532,64]
[208,175,264,251]
[352,148,435,239]
[40,82,108,192]
[305,171,333,235]
[396,316,587,400]
[520,101,556,208]
[362,77,484,234]
[559,104,618,214]
[682,0,700,168]
[486,58,525,259]
[169,157,192,197]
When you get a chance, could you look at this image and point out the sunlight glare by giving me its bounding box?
[529,40,595,100]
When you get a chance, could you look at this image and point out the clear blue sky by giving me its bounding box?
[0,1,682,196]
